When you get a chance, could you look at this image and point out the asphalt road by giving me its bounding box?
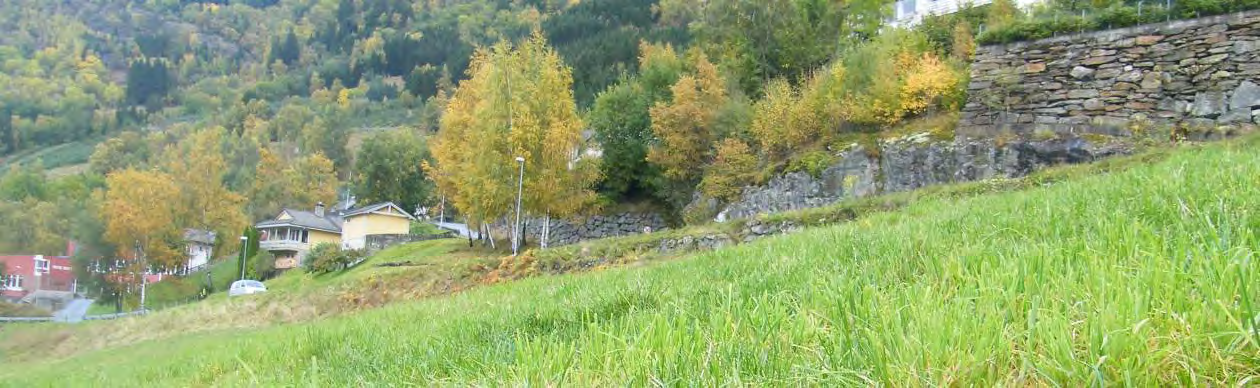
[53,298,94,323]
[434,221,481,239]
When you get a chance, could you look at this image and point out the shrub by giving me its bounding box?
[977,0,1260,45]
[787,151,835,179]
[838,30,965,127]
[304,243,365,274]
[698,139,758,203]
[249,251,277,280]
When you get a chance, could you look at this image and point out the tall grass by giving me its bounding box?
[3,138,1259,385]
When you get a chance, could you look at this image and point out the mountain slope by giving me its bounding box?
[3,136,1258,385]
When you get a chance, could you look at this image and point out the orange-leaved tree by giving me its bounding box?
[102,168,183,271]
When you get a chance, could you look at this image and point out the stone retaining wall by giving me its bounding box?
[713,134,1132,221]
[364,233,454,255]
[487,212,669,247]
[959,10,1260,137]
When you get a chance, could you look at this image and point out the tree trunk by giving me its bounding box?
[519,219,528,248]
[486,224,497,249]
[542,212,551,249]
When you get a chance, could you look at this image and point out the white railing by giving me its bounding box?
[259,240,307,252]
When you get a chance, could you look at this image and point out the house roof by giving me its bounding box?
[183,229,217,245]
[255,208,344,232]
[341,202,416,219]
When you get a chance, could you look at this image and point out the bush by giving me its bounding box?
[0,301,50,317]
[249,251,277,280]
[698,139,758,203]
[976,0,1260,45]
[786,151,835,179]
[304,243,365,274]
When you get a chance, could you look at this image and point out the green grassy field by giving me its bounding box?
[3,138,1259,385]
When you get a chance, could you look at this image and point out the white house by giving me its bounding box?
[888,0,1042,27]
[183,229,216,273]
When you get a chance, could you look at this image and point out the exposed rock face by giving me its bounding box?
[710,134,1132,221]
[959,11,1260,137]
[718,147,876,221]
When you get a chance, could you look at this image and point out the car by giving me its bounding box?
[228,280,267,297]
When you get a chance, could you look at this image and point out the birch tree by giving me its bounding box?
[428,32,599,247]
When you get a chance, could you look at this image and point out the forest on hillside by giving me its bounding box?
[6,0,1228,305]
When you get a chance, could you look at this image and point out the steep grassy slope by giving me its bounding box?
[0,239,493,363]
[3,138,1259,385]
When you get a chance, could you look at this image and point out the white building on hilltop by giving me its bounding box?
[888,0,1042,27]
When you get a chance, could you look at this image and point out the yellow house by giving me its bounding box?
[255,202,414,269]
[339,202,415,250]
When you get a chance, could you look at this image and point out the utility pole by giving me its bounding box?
[512,156,525,256]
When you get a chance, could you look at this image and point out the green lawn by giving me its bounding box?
[3,138,1259,385]
[84,301,116,316]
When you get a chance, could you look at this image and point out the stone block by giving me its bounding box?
[1124,101,1154,110]
[1084,98,1105,110]
[1219,109,1252,124]
[1023,63,1047,73]
[1042,82,1063,90]
[1136,35,1164,45]
[1035,116,1059,124]
[1083,56,1116,66]
[1067,89,1100,99]
[1140,72,1163,89]
[1165,81,1191,92]
[1199,53,1230,65]
[1236,41,1258,55]
[1070,66,1095,80]
[1191,92,1228,117]
[1208,46,1233,54]
[1230,81,1260,110]
[968,81,993,90]
[1114,82,1139,91]
[1096,68,1123,79]
[1090,49,1118,57]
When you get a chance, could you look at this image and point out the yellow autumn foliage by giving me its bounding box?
[646,53,726,182]
[699,138,758,202]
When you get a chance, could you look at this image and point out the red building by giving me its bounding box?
[0,255,77,308]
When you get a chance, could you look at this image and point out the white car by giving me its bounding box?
[228,280,267,297]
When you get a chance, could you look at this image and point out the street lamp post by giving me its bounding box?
[238,235,249,281]
[137,241,147,313]
[512,156,525,257]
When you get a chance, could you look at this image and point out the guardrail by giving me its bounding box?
[84,310,148,321]
[0,317,53,323]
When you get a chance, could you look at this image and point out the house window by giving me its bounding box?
[35,258,50,274]
[3,275,22,290]
[301,230,308,243]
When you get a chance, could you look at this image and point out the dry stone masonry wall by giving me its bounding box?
[713,135,1131,221]
[959,11,1260,136]
[514,212,668,247]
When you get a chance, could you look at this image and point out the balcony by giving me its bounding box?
[259,239,308,253]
